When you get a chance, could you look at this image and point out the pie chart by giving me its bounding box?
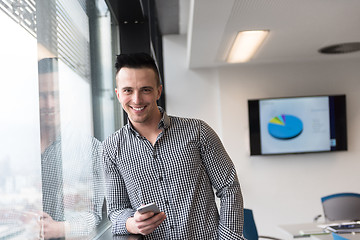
[268,114,303,140]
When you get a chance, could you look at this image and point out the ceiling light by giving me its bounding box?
[226,30,269,63]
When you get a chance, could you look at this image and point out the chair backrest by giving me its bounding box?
[243,208,259,240]
[332,232,349,240]
[321,193,360,222]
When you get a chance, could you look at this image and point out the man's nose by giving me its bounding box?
[132,91,142,104]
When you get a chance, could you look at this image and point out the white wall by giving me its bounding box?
[163,35,222,135]
[163,34,360,239]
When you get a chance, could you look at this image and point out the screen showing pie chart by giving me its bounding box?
[268,114,303,140]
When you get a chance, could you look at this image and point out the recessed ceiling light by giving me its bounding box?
[319,42,360,54]
[226,30,269,63]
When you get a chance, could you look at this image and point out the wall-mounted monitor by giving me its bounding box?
[248,95,347,156]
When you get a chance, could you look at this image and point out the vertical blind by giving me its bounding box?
[0,0,90,80]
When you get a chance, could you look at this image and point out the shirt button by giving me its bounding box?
[170,225,174,230]
[165,200,169,205]
[159,176,163,181]
[153,154,157,159]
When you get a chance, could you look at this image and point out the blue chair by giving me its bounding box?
[243,208,282,240]
[332,232,349,240]
[321,193,360,222]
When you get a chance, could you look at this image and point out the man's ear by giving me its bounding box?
[157,85,163,100]
[115,88,121,102]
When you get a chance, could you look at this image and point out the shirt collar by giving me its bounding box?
[157,106,170,130]
[127,106,170,135]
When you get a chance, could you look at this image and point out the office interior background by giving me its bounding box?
[1,0,360,239]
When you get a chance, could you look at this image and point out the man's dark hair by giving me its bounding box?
[115,52,161,86]
[38,58,58,74]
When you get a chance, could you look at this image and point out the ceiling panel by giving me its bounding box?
[184,0,360,68]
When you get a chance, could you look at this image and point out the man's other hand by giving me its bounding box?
[41,212,65,239]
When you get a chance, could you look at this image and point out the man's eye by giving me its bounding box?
[123,89,132,93]
[143,88,152,93]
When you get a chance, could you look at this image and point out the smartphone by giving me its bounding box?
[137,202,160,214]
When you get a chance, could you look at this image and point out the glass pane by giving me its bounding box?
[37,0,106,238]
[0,8,42,239]
[39,58,105,239]
[0,0,112,238]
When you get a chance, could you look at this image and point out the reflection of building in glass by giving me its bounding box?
[0,160,42,238]
[0,156,11,192]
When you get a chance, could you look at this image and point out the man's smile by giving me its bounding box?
[131,106,146,111]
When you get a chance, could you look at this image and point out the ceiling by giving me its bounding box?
[156,0,360,69]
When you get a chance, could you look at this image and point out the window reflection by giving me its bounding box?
[0,0,115,238]
[38,58,105,239]
[0,6,42,239]
[38,58,65,239]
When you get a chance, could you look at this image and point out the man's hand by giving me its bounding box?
[126,210,166,235]
[41,212,65,239]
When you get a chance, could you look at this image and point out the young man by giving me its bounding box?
[103,53,244,239]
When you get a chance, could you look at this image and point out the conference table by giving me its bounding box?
[279,222,360,240]
[99,220,360,240]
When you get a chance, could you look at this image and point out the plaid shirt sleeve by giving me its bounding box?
[199,120,245,239]
[102,135,135,235]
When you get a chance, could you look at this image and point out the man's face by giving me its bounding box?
[39,72,60,131]
[115,67,162,125]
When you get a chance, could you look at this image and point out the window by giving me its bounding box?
[0,0,119,239]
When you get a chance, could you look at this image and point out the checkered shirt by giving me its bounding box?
[102,108,244,239]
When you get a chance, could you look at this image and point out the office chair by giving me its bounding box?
[332,232,350,240]
[321,192,360,222]
[243,208,282,240]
